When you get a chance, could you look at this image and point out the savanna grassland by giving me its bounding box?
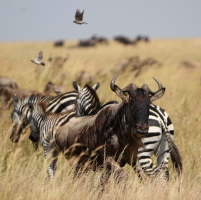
[0,38,201,200]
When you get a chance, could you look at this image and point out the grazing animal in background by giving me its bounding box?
[0,76,18,89]
[43,81,68,95]
[54,86,62,95]
[30,51,45,66]
[0,86,43,107]
[73,77,182,180]
[54,40,65,47]
[114,35,136,45]
[73,9,88,25]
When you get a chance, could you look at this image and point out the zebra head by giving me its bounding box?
[72,81,101,117]
[110,76,165,138]
[10,94,34,143]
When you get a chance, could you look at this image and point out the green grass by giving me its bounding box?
[0,38,201,199]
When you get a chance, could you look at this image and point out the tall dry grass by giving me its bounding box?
[0,38,201,200]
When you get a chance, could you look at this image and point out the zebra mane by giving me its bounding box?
[35,102,48,117]
[18,94,44,104]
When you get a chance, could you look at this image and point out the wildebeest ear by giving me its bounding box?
[150,88,166,102]
[92,82,100,91]
[72,80,81,93]
[114,85,129,102]
[13,94,19,106]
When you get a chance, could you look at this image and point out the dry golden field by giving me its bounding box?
[0,38,201,200]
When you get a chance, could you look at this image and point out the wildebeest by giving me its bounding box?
[114,35,136,45]
[75,70,96,86]
[0,86,42,107]
[73,78,182,180]
[54,40,65,47]
[90,35,109,44]
[78,39,96,47]
[43,81,68,95]
[0,76,18,89]
[55,76,165,182]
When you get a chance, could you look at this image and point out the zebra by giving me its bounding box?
[15,101,75,178]
[10,83,100,147]
[72,80,119,117]
[10,91,76,146]
[72,81,182,180]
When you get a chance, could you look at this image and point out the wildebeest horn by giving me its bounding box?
[141,77,163,94]
[110,75,119,92]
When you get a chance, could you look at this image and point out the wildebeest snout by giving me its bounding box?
[135,123,149,138]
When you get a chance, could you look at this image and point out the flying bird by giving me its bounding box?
[73,9,87,25]
[30,51,45,66]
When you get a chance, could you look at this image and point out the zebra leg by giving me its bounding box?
[156,132,171,180]
[137,152,158,179]
[45,148,59,179]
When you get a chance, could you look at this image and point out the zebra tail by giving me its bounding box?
[169,137,183,176]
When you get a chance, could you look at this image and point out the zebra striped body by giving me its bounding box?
[73,83,182,180]
[11,91,76,145]
[138,104,175,179]
[22,102,75,178]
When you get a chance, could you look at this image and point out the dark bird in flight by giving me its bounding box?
[73,9,87,25]
[30,51,45,66]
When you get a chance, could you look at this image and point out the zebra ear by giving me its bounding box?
[150,88,166,102]
[92,82,100,91]
[13,94,19,106]
[114,85,128,102]
[72,80,81,93]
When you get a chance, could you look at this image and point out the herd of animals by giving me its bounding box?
[0,72,182,190]
[0,9,182,191]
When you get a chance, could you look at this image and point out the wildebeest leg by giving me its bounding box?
[73,153,90,179]
[100,157,127,193]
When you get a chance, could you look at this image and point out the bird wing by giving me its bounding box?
[75,9,83,21]
[35,51,43,62]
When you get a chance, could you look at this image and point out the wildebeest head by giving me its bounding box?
[110,76,165,138]
[10,94,34,143]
